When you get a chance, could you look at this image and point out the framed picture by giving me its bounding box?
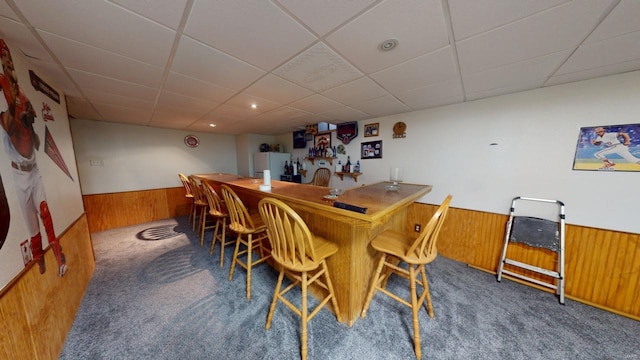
[573,123,640,172]
[361,140,382,159]
[364,123,379,137]
[314,133,331,151]
[293,129,307,148]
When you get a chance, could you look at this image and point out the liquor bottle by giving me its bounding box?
[284,161,289,175]
[296,158,301,171]
[355,160,361,173]
[345,156,351,173]
[336,160,342,173]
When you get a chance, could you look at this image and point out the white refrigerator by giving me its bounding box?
[254,152,291,181]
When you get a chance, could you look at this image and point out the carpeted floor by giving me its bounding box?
[59,217,640,359]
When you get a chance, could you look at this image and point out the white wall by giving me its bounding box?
[70,119,237,194]
[329,71,640,234]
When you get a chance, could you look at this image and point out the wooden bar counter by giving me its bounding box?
[194,173,432,326]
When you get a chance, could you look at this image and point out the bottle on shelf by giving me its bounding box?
[296,157,301,171]
[336,159,342,173]
[284,160,289,175]
[345,156,351,173]
[355,160,361,173]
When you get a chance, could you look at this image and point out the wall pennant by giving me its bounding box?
[29,70,60,104]
[336,121,358,144]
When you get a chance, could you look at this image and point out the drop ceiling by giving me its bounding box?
[1,0,638,135]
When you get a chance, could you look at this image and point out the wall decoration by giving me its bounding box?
[573,123,640,172]
[364,123,379,137]
[337,121,358,144]
[393,122,406,138]
[361,140,382,159]
[314,133,331,154]
[0,38,83,288]
[293,129,306,148]
[29,69,60,103]
[184,135,199,148]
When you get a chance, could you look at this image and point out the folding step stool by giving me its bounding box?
[497,196,566,304]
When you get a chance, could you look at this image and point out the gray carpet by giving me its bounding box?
[60,217,640,359]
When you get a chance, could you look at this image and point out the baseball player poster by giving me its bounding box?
[0,38,84,291]
[573,123,640,172]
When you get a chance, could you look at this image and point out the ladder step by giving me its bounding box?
[504,258,561,278]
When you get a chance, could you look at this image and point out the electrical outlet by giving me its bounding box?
[415,224,421,232]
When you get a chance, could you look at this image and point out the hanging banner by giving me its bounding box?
[336,121,358,144]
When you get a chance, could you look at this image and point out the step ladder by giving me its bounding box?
[497,196,566,304]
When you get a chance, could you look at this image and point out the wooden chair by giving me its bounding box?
[178,173,195,227]
[188,176,208,237]
[306,167,331,187]
[201,182,233,267]
[220,184,271,300]
[361,195,452,359]
[258,197,342,360]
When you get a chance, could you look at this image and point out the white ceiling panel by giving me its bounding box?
[109,0,189,30]
[38,31,164,88]
[274,42,362,92]
[370,47,458,93]
[326,0,449,74]
[456,0,615,76]
[171,36,265,91]
[1,0,638,135]
[448,0,569,40]
[185,0,316,71]
[164,72,236,104]
[243,74,313,105]
[13,0,176,67]
[276,0,377,36]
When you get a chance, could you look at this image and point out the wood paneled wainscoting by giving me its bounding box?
[0,215,94,360]
[83,187,191,233]
[407,202,640,321]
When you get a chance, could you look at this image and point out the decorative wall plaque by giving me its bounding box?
[393,122,406,138]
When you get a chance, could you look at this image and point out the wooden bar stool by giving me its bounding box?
[201,182,233,267]
[188,176,208,238]
[258,197,342,360]
[178,173,195,227]
[361,195,452,359]
[220,185,271,300]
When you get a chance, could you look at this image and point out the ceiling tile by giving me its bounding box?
[351,95,410,117]
[224,93,281,114]
[164,72,236,104]
[546,60,640,87]
[448,0,569,40]
[14,0,175,67]
[243,74,313,105]
[0,17,53,62]
[38,31,164,88]
[464,50,571,94]
[321,77,389,105]
[276,0,377,36]
[82,88,155,111]
[395,79,463,110]
[208,104,257,120]
[171,36,266,91]
[109,0,189,29]
[149,112,198,129]
[370,46,458,93]
[154,90,218,116]
[326,0,449,74]
[185,0,316,70]
[67,68,158,102]
[456,0,615,76]
[66,97,102,120]
[273,42,362,92]
[555,31,640,75]
[289,94,344,114]
[0,2,19,21]
[92,102,152,125]
[320,106,370,122]
[586,0,640,43]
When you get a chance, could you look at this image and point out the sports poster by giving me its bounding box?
[572,123,640,172]
[0,38,84,291]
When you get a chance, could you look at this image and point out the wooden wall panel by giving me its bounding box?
[408,203,640,320]
[83,187,191,233]
[0,215,94,360]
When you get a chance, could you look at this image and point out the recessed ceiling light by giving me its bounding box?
[209,123,216,127]
[251,104,257,109]
[379,38,398,52]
